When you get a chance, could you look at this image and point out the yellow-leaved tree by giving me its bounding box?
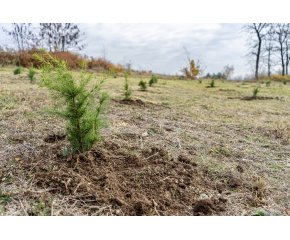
[189,60,199,79]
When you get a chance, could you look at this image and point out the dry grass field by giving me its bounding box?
[1,66,290,216]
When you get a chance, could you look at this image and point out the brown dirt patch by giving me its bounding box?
[28,144,232,216]
[112,99,165,109]
[236,165,244,173]
[228,96,282,101]
[117,99,145,106]
[228,177,242,189]
[178,154,196,166]
[44,134,66,143]
[193,199,215,215]
[219,89,236,92]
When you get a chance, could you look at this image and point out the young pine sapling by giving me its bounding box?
[123,71,132,100]
[14,67,21,75]
[253,87,260,98]
[138,79,147,91]
[34,49,110,153]
[149,74,158,86]
[210,77,215,87]
[27,64,36,83]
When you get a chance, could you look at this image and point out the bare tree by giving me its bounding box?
[39,23,86,52]
[263,24,276,77]
[196,59,207,78]
[2,23,35,66]
[2,23,35,51]
[285,29,290,75]
[183,46,191,69]
[243,23,269,80]
[272,23,290,76]
[222,65,234,80]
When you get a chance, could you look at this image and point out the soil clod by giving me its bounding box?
[193,199,215,215]
[44,134,66,143]
[228,177,242,188]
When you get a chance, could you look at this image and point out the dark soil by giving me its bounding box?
[219,89,236,92]
[112,98,166,109]
[26,143,234,216]
[112,99,145,106]
[44,134,66,143]
[236,165,244,173]
[228,177,242,189]
[228,96,282,101]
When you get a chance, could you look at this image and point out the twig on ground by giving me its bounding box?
[143,152,159,161]
[152,199,160,216]
[176,138,181,148]
[18,198,28,216]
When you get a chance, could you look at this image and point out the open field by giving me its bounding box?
[1,66,290,216]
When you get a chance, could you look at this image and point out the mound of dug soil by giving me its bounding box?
[30,144,228,216]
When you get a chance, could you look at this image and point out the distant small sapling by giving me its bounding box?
[210,77,215,87]
[138,79,147,91]
[149,74,158,86]
[28,65,37,83]
[123,71,132,100]
[13,67,21,75]
[109,69,117,78]
[253,86,260,98]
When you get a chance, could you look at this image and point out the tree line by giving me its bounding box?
[244,23,290,80]
[2,23,85,52]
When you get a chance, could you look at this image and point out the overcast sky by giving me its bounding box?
[0,23,250,77]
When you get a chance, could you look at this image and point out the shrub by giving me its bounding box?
[0,46,18,66]
[0,46,125,72]
[266,79,271,86]
[271,75,290,82]
[253,87,259,98]
[199,79,202,84]
[259,75,268,81]
[123,71,132,100]
[27,65,36,83]
[283,78,287,85]
[87,57,124,73]
[14,67,21,75]
[138,79,147,91]
[34,49,110,153]
[210,77,215,87]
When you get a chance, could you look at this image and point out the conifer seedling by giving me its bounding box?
[123,71,132,100]
[138,79,147,91]
[34,49,110,153]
